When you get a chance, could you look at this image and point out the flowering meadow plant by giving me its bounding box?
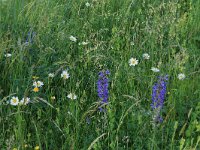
[97,70,110,112]
[0,0,199,149]
[151,75,168,123]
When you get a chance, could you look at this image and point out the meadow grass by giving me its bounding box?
[0,0,200,149]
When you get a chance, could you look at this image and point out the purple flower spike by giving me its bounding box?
[105,70,110,75]
[151,75,168,124]
[97,70,110,112]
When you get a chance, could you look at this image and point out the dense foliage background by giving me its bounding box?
[0,0,199,149]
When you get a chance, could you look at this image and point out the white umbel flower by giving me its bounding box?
[33,81,44,88]
[61,70,70,79]
[129,58,139,66]
[20,97,31,105]
[67,93,77,100]
[142,53,150,60]
[5,53,12,57]
[151,67,160,72]
[10,96,19,106]
[69,36,77,42]
[178,73,186,80]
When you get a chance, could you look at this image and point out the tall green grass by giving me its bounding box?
[0,0,199,149]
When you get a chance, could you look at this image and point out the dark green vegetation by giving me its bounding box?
[0,0,199,149]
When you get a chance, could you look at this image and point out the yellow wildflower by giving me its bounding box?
[33,87,39,92]
[24,144,28,148]
[32,76,39,80]
[51,96,56,100]
[35,146,40,150]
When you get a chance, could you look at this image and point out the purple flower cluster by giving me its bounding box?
[151,75,168,123]
[97,70,110,111]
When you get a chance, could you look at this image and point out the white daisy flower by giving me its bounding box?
[69,36,77,42]
[48,73,55,78]
[5,53,12,57]
[142,53,150,60]
[10,96,19,106]
[67,93,77,100]
[85,2,91,7]
[33,81,44,88]
[61,70,70,80]
[178,73,186,80]
[129,57,139,66]
[20,97,31,105]
[151,67,160,72]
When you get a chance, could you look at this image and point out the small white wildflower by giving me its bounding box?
[85,2,91,7]
[79,41,89,45]
[129,57,139,66]
[10,96,19,106]
[130,42,134,46]
[33,81,37,87]
[178,73,186,80]
[67,93,77,100]
[61,70,70,80]
[5,53,12,57]
[20,97,31,105]
[151,67,160,72]
[48,73,55,78]
[51,96,56,100]
[69,36,77,42]
[142,53,150,60]
[68,111,73,115]
[33,81,44,88]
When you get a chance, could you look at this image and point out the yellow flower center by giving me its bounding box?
[33,87,39,92]
[35,146,40,150]
[63,74,67,79]
[131,60,136,64]
[13,98,17,103]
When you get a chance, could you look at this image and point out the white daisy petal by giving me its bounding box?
[69,36,77,42]
[20,97,31,105]
[48,73,55,78]
[178,73,186,80]
[129,58,139,66]
[5,53,12,57]
[33,81,44,88]
[10,97,19,106]
[67,93,77,100]
[151,67,160,72]
[61,70,70,80]
[142,53,150,60]
[85,2,91,7]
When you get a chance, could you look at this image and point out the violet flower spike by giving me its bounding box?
[151,75,168,123]
[97,70,110,112]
